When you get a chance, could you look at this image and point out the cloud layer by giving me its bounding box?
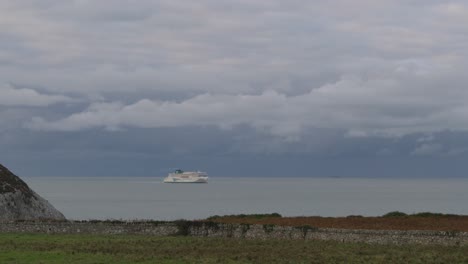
[2,0,468,176]
[0,84,75,106]
[27,72,468,139]
[2,1,467,94]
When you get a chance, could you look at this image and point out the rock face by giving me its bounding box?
[0,163,66,221]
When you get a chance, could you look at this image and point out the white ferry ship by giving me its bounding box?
[163,169,209,183]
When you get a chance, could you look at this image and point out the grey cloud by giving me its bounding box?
[26,72,468,138]
[0,84,76,106]
[2,0,465,96]
[411,143,443,156]
[445,147,468,156]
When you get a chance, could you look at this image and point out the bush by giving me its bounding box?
[382,211,408,217]
[411,212,458,218]
[295,225,318,239]
[207,213,282,220]
[173,220,191,236]
[346,215,364,218]
[262,224,275,233]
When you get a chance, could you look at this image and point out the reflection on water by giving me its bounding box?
[25,177,468,220]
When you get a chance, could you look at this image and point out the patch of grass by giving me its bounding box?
[0,233,467,263]
[0,251,124,264]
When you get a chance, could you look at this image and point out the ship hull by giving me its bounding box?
[163,177,208,183]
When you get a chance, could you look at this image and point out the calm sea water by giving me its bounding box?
[24,177,468,220]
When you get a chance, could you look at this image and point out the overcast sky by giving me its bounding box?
[1,0,468,177]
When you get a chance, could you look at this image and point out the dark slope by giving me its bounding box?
[0,163,65,221]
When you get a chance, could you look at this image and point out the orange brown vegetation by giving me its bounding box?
[209,215,468,231]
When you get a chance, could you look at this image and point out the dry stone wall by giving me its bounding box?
[1,221,467,246]
[0,221,178,236]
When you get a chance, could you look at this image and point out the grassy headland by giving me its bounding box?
[1,212,468,263]
[0,233,467,263]
[207,212,468,231]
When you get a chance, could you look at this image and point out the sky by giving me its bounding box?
[1,0,468,177]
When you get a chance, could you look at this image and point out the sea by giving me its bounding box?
[24,176,468,220]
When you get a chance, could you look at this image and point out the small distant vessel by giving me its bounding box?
[163,169,209,183]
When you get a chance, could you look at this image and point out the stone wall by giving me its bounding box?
[188,223,468,246]
[0,221,467,246]
[0,221,178,236]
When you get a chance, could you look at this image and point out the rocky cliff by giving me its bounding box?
[0,163,65,221]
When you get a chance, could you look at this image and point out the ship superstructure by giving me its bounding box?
[163,169,209,183]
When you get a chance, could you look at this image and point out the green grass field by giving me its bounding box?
[0,233,467,263]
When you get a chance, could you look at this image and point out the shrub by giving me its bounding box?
[346,215,364,218]
[240,224,251,235]
[262,224,275,234]
[411,212,458,217]
[382,211,408,217]
[173,220,191,236]
[295,225,318,239]
[207,213,282,220]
